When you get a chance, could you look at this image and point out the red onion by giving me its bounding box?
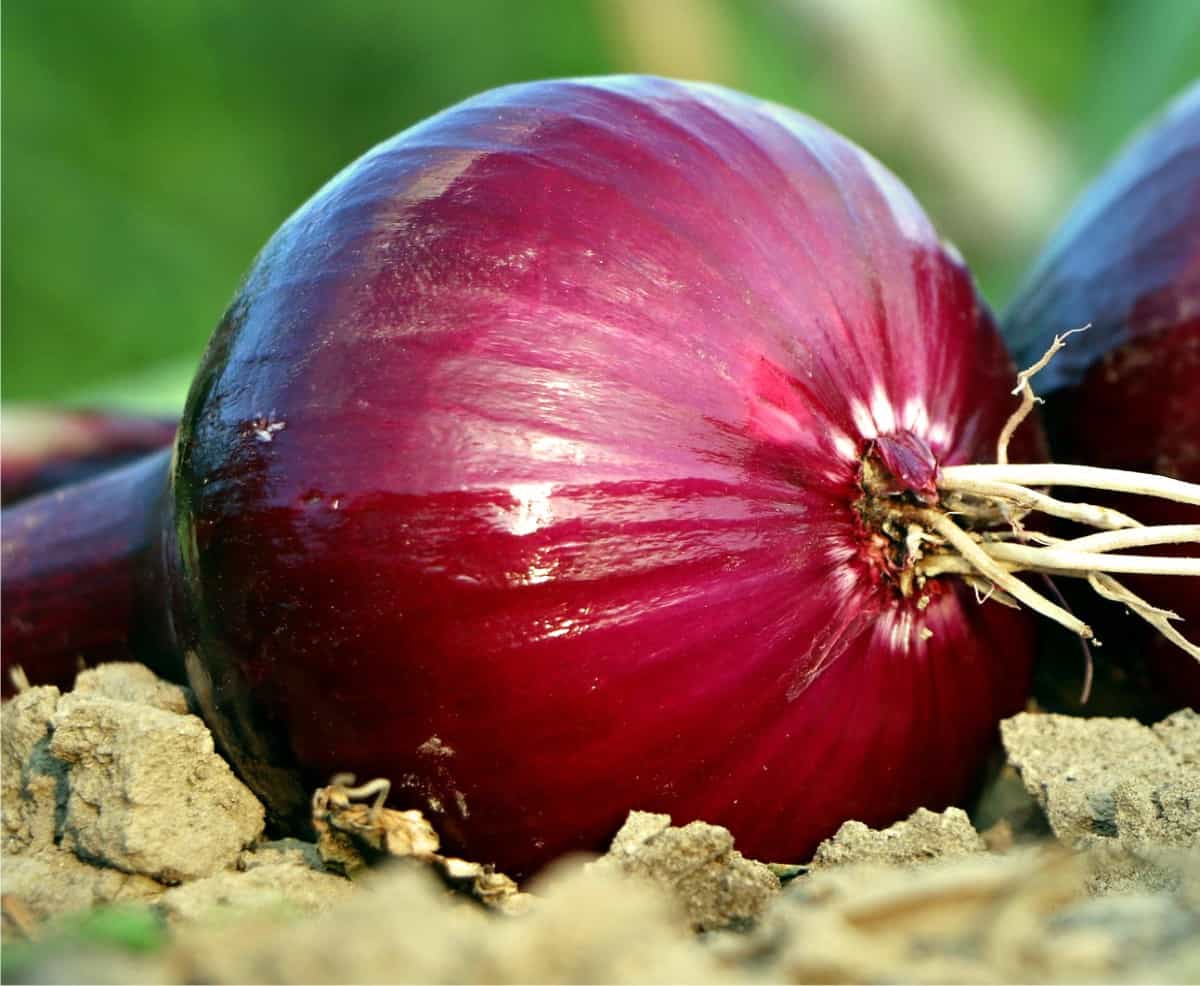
[1,407,176,506]
[1003,82,1200,706]
[12,77,1193,876]
[2,450,177,698]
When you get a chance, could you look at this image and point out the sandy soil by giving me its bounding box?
[2,662,1197,983]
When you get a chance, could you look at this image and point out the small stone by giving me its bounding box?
[811,807,986,868]
[593,810,779,930]
[158,863,356,925]
[1,685,66,855]
[72,663,192,715]
[50,693,264,883]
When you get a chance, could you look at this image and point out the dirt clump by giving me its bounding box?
[156,863,356,926]
[589,810,780,930]
[1002,709,1200,849]
[811,806,986,868]
[716,845,1200,983]
[71,662,193,715]
[2,684,65,855]
[1002,708,1200,897]
[2,849,165,923]
[50,685,265,883]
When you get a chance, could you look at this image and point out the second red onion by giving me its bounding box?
[1003,82,1200,710]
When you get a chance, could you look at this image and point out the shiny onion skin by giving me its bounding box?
[1003,82,1200,708]
[1,451,178,698]
[4,77,1039,875]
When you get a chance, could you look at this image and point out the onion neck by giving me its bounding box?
[854,434,943,601]
[1,448,181,694]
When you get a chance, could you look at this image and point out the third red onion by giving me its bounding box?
[1003,82,1200,708]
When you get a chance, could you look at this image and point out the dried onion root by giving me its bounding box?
[881,330,1200,661]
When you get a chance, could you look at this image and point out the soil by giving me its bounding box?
[2,662,1198,983]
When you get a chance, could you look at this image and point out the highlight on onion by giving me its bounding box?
[0,406,176,506]
[4,77,1199,876]
[1003,81,1200,707]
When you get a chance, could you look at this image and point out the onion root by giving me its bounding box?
[867,329,1200,662]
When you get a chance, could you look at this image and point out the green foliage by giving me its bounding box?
[1,904,167,979]
[3,0,1196,406]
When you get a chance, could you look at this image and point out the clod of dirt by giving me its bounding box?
[158,865,491,983]
[591,811,780,931]
[108,862,731,985]
[49,689,265,883]
[2,848,165,922]
[714,846,1200,984]
[157,863,356,925]
[810,806,986,868]
[1,684,65,855]
[489,862,734,984]
[1001,709,1200,849]
[71,662,192,715]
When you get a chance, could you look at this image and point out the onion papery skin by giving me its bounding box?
[1003,83,1200,709]
[160,77,1038,876]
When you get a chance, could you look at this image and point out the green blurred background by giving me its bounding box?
[4,0,1198,410]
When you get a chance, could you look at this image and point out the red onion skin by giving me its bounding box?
[1,408,177,506]
[4,77,1039,875]
[1003,82,1200,708]
[1,450,178,697]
